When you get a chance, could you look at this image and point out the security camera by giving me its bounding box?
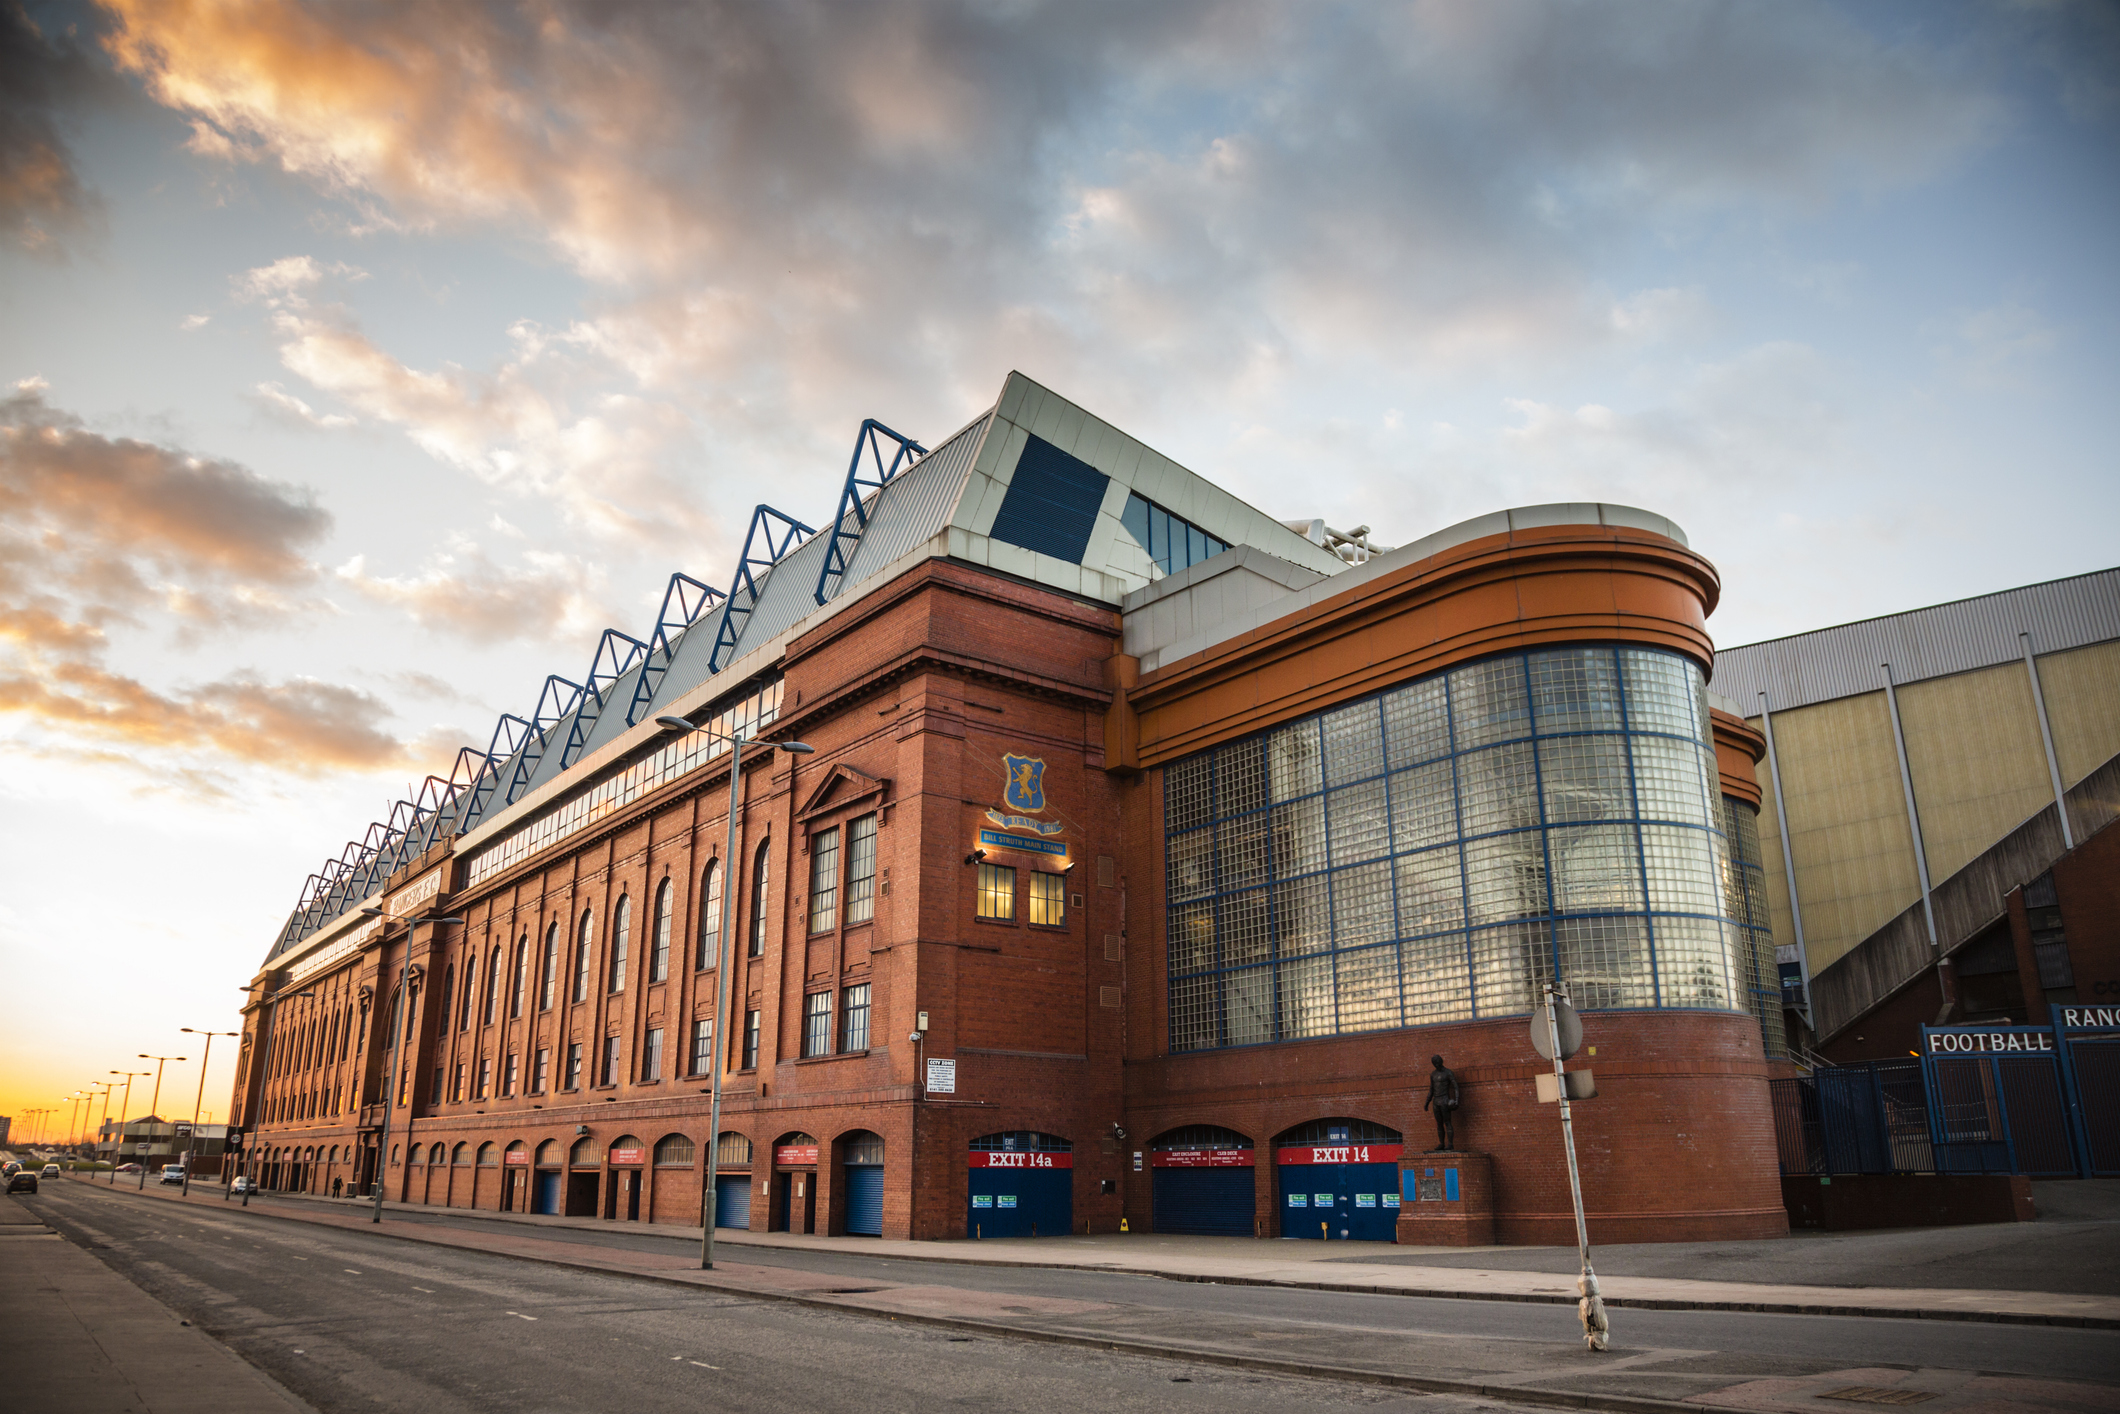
[908,1030,925,1044]
[1110,1123,1127,1140]
[575,1124,590,1136]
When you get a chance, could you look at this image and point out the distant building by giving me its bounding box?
[0,1115,11,1148]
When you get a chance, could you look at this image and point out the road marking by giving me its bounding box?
[413,1287,434,1293]
[343,1269,362,1274]
[689,1361,721,1370]
[506,1311,537,1321]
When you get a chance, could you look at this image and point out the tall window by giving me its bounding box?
[650,880,672,983]
[609,895,632,992]
[573,911,593,1002]
[1029,872,1066,927]
[459,955,476,1030]
[642,1027,663,1082]
[540,924,559,1010]
[502,1053,517,1097]
[976,862,1016,920]
[741,1009,761,1070]
[696,859,723,970]
[599,1035,620,1087]
[532,1048,549,1094]
[809,826,840,933]
[430,1067,443,1104]
[846,814,878,924]
[841,983,870,1052]
[690,1018,713,1076]
[475,1057,491,1099]
[450,1063,464,1101]
[511,938,528,1017]
[748,839,771,957]
[801,992,832,1057]
[484,946,503,1025]
[563,1042,582,1090]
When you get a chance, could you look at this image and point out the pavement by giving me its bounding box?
[0,1190,306,1412]
[20,1176,2120,1414]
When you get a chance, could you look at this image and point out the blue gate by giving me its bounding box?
[1274,1119,1403,1241]
[1150,1127,1255,1236]
[842,1131,885,1236]
[968,1132,1071,1238]
[713,1173,751,1228]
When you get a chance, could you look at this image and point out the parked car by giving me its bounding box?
[2,1160,19,1176]
[40,1164,61,1179]
[159,1165,187,1185]
[6,1171,36,1195]
[115,1162,142,1173]
[229,1176,254,1194]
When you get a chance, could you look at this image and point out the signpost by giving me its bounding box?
[1536,984,1608,1352]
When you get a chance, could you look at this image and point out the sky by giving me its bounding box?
[2,0,2116,1137]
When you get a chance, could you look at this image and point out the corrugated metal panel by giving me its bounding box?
[1713,568,2120,712]
[838,411,989,588]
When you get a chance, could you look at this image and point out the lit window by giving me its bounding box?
[976,862,1016,920]
[532,1048,549,1094]
[748,840,772,957]
[841,984,870,1052]
[1029,871,1066,926]
[809,826,840,933]
[802,992,831,1057]
[846,815,877,924]
[476,1058,490,1098]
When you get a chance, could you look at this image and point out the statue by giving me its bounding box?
[1423,1054,1460,1152]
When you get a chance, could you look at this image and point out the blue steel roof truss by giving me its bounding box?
[710,505,815,672]
[813,419,926,606]
[626,573,724,728]
[558,629,648,770]
[504,675,589,807]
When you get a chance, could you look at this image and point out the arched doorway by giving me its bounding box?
[533,1140,563,1214]
[565,1137,600,1216]
[967,1132,1071,1239]
[770,1131,818,1233]
[713,1133,753,1230]
[1150,1126,1255,1236]
[605,1134,645,1221]
[1274,1118,1404,1241]
[501,1140,529,1211]
[839,1131,885,1237]
[650,1134,693,1225]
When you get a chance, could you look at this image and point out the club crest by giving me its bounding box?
[1003,753,1047,813]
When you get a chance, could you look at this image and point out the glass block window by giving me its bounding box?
[1164,646,1755,1054]
[1121,491,1229,577]
[976,862,1016,920]
[1029,871,1066,926]
[845,814,878,924]
[1720,796,1785,1057]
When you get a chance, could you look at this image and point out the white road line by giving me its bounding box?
[689,1361,722,1370]
[413,1286,434,1293]
[505,1311,538,1321]
[344,1269,362,1274]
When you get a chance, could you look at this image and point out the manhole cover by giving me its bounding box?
[1818,1388,1938,1406]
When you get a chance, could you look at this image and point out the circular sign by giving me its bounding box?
[1530,998,1583,1061]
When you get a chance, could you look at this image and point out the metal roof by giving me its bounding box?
[1712,567,2120,713]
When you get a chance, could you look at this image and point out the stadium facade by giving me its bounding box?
[229,371,1804,1244]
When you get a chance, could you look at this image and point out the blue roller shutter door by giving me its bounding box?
[844,1165,884,1236]
[1280,1160,1399,1241]
[533,1171,561,1215]
[967,1166,1071,1238]
[714,1174,751,1229]
[1152,1165,1254,1235]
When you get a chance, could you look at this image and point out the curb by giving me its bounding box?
[69,1177,2120,1331]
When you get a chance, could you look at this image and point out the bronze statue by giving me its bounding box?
[1423,1054,1460,1151]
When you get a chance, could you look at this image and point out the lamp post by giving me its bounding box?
[108,1070,150,1181]
[356,906,459,1224]
[179,1029,240,1196]
[86,1082,113,1169]
[654,714,812,1270]
[134,1053,186,1189]
[236,983,314,1206]
[66,1092,89,1150]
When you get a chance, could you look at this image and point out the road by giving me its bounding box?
[22,1180,2120,1413]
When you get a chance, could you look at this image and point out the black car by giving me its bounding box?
[5,1171,37,1195]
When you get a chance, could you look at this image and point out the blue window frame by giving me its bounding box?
[1122,492,1228,577]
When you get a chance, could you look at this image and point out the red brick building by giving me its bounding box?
[232,373,1788,1245]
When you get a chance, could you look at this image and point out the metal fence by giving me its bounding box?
[1772,1061,1935,1176]
[1772,1051,2090,1177]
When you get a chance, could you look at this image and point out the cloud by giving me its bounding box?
[334,540,612,644]
[0,2,108,258]
[0,378,332,629]
[249,380,355,430]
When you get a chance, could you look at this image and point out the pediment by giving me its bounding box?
[795,763,888,822]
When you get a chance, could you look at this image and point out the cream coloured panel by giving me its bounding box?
[2035,639,2120,789]
[1896,662,2053,881]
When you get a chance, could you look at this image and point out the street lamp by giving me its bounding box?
[235,984,314,1206]
[179,1029,240,1196]
[108,1070,151,1182]
[65,1092,90,1150]
[86,1082,114,1170]
[355,905,460,1224]
[654,713,813,1269]
[134,1054,187,1189]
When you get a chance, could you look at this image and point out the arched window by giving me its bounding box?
[435,964,455,1032]
[510,937,529,1018]
[653,1133,694,1167]
[534,1140,559,1168]
[568,1138,597,1167]
[505,1140,527,1167]
[715,1132,753,1168]
[427,1145,444,1167]
[608,895,632,993]
[696,859,723,970]
[484,945,503,1025]
[608,1134,644,1166]
[391,1144,400,1166]
[459,953,477,1031]
[540,924,559,1010]
[841,1131,884,1166]
[1274,1118,1402,1147]
[476,1142,497,1167]
[970,1131,1073,1153]
[748,839,771,957]
[650,880,673,983]
[451,1142,470,1166]
[573,911,594,1002]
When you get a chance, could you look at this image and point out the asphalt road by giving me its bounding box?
[22,1183,1512,1414]
[24,1181,2120,1412]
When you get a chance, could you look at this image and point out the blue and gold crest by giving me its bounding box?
[1003,753,1047,813]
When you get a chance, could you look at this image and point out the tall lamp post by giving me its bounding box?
[107,1070,150,1181]
[356,905,459,1224]
[86,1082,114,1170]
[654,715,812,1270]
[236,983,315,1206]
[66,1092,90,1151]
[178,1029,240,1196]
[134,1053,187,1189]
